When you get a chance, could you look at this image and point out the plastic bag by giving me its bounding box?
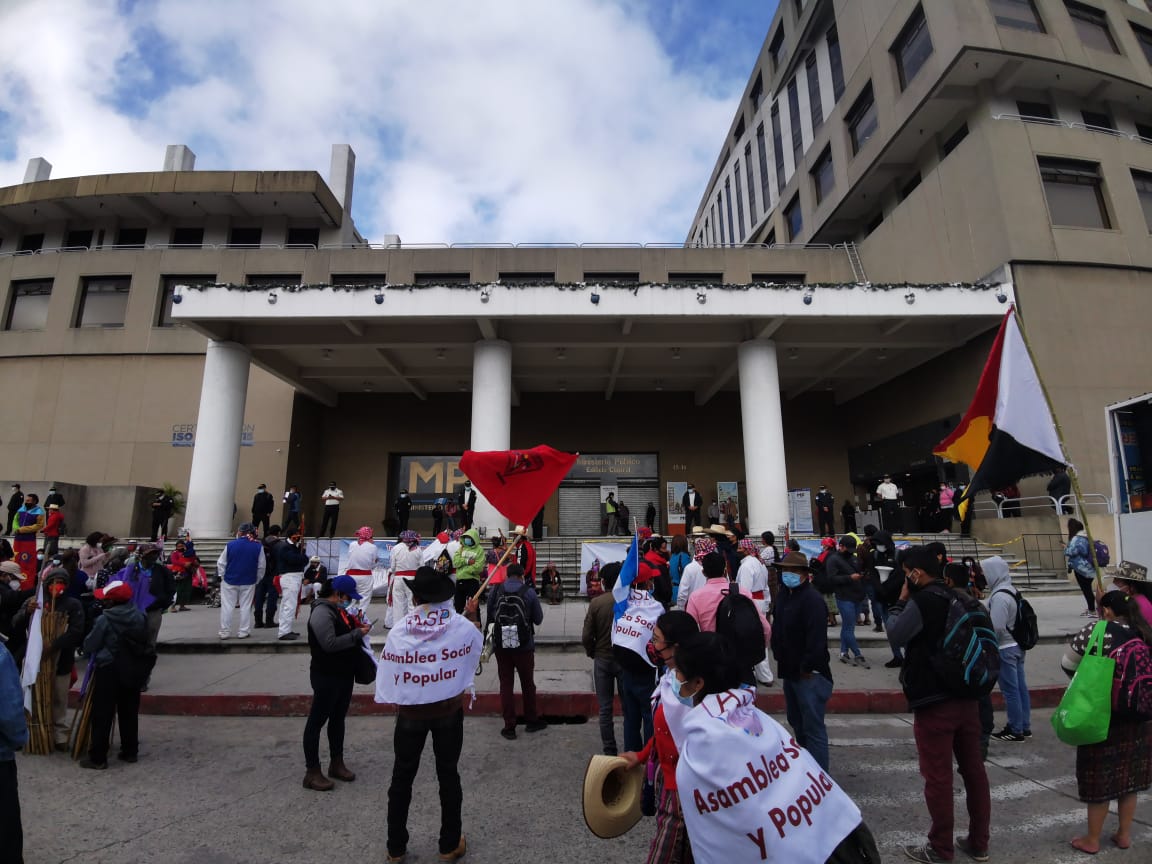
[1052,621,1113,746]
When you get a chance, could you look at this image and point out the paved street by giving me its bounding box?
[15,709,1152,863]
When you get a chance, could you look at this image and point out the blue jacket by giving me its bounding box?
[218,537,266,586]
[0,642,28,760]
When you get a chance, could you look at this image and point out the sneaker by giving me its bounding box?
[991,727,1025,742]
[500,727,517,740]
[956,836,989,862]
[277,633,299,641]
[854,655,871,669]
[884,657,904,669]
[525,721,547,733]
[438,835,467,861]
[1022,729,1032,739]
[903,844,949,863]
[839,653,850,664]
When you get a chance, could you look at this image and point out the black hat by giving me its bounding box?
[404,565,456,604]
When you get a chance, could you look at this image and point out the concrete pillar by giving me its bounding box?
[330,144,357,244]
[738,339,789,534]
[163,145,196,171]
[469,340,512,535]
[183,341,251,536]
[23,158,51,183]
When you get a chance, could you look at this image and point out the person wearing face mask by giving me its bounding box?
[4,484,21,538]
[216,524,266,640]
[770,551,834,771]
[149,489,175,542]
[118,543,175,652]
[620,610,700,864]
[0,562,34,643]
[319,482,344,539]
[815,485,836,538]
[301,575,371,791]
[457,480,476,531]
[11,494,44,588]
[451,528,485,615]
[681,483,702,533]
[275,533,310,641]
[12,568,84,751]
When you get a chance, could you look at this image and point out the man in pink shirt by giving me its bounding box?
[685,552,772,661]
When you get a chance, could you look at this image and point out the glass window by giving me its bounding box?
[1065,2,1119,53]
[116,228,146,248]
[412,273,470,285]
[744,145,757,224]
[229,227,262,248]
[752,272,805,283]
[734,164,747,240]
[893,5,934,90]
[806,53,823,131]
[668,273,724,284]
[703,218,711,245]
[1017,100,1055,119]
[1136,122,1152,141]
[710,203,719,244]
[583,272,639,283]
[285,228,320,248]
[766,228,777,246]
[497,272,555,285]
[784,195,803,241]
[734,116,746,143]
[827,28,845,101]
[787,78,803,169]
[941,122,969,156]
[756,124,772,210]
[171,227,204,248]
[771,103,786,192]
[716,192,726,244]
[899,173,923,202]
[812,148,835,204]
[1133,170,1152,233]
[330,273,388,287]
[4,279,52,330]
[18,233,43,252]
[847,84,879,155]
[769,27,787,73]
[1135,25,1152,65]
[989,0,1045,33]
[246,274,301,287]
[1038,157,1111,229]
[1081,110,1115,130]
[158,275,214,327]
[750,73,764,113]
[64,229,93,249]
[76,276,130,328]
[725,179,738,244]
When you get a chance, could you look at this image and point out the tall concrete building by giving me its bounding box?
[3,1,1146,551]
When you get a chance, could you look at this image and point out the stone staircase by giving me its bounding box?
[894,532,1075,594]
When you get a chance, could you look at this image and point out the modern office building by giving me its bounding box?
[4,0,1147,543]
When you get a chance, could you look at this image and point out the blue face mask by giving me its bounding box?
[673,676,698,707]
[782,572,803,589]
[338,600,352,610]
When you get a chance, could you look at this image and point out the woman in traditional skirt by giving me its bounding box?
[540,561,564,605]
[1062,590,1152,854]
[621,611,699,864]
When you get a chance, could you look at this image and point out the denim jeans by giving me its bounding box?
[620,666,655,753]
[998,644,1031,734]
[302,670,354,769]
[835,599,863,657]
[593,657,623,755]
[387,707,464,858]
[783,674,833,771]
[863,582,884,625]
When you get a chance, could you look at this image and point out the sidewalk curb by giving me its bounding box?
[71,685,1067,718]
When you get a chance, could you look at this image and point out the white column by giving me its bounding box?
[738,339,789,534]
[183,341,251,536]
[469,340,512,536]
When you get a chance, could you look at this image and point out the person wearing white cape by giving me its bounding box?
[669,632,881,864]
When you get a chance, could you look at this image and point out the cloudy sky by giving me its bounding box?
[0,0,776,244]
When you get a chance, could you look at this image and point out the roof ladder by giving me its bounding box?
[842,242,868,283]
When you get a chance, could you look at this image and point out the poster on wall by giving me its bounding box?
[716,481,740,528]
[788,488,814,534]
[666,481,687,528]
[578,541,630,595]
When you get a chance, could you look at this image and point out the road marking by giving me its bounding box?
[830,737,915,747]
[825,717,911,728]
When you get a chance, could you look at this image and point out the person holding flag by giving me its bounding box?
[610,531,664,753]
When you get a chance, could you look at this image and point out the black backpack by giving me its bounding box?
[992,588,1039,651]
[113,625,157,690]
[922,585,1000,698]
[493,584,532,650]
[716,578,767,668]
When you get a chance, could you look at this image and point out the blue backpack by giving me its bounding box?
[924,585,1001,698]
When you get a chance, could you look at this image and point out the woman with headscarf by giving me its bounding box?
[388,530,423,626]
[621,610,699,864]
[345,526,379,616]
[1063,591,1152,854]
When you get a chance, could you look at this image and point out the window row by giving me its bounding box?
[3,275,210,331]
[992,0,1152,66]
[1039,157,1152,232]
[1014,96,1152,139]
[0,226,324,254]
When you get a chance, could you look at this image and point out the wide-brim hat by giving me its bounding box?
[705,523,733,538]
[582,755,643,839]
[689,525,707,536]
[1114,560,1150,583]
[511,524,529,536]
[777,551,811,571]
[403,565,456,604]
[0,562,22,578]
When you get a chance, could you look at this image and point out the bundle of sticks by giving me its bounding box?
[25,601,67,755]
[70,673,96,761]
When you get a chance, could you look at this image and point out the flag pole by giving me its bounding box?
[1009,306,1106,592]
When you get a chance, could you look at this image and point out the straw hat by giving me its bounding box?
[705,523,734,539]
[582,755,643,839]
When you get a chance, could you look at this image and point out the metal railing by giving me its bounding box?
[1020,533,1070,582]
[979,493,1113,518]
[993,113,1151,146]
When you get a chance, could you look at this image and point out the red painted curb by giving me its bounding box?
[70,685,1069,717]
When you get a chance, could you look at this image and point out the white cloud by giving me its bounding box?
[0,0,750,243]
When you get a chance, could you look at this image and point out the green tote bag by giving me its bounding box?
[1052,621,1114,746]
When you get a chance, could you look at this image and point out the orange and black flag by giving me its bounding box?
[934,308,1065,518]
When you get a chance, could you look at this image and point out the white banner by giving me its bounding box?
[578,541,630,596]
[20,579,45,711]
[375,601,483,706]
[675,688,861,864]
[610,590,663,666]
[788,489,814,534]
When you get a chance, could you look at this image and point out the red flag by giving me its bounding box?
[459,445,578,526]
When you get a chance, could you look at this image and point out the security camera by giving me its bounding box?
[374,292,384,305]
[802,293,813,306]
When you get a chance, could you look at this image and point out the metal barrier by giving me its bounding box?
[983,493,1113,518]
[993,113,1151,145]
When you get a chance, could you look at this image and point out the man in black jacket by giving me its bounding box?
[815,485,836,537]
[149,490,175,541]
[887,546,990,864]
[132,544,175,651]
[681,483,702,533]
[394,489,413,532]
[826,535,868,667]
[251,484,275,537]
[457,481,476,530]
[770,551,833,771]
[1047,466,1072,514]
[256,526,284,629]
[4,484,20,536]
[11,568,83,751]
